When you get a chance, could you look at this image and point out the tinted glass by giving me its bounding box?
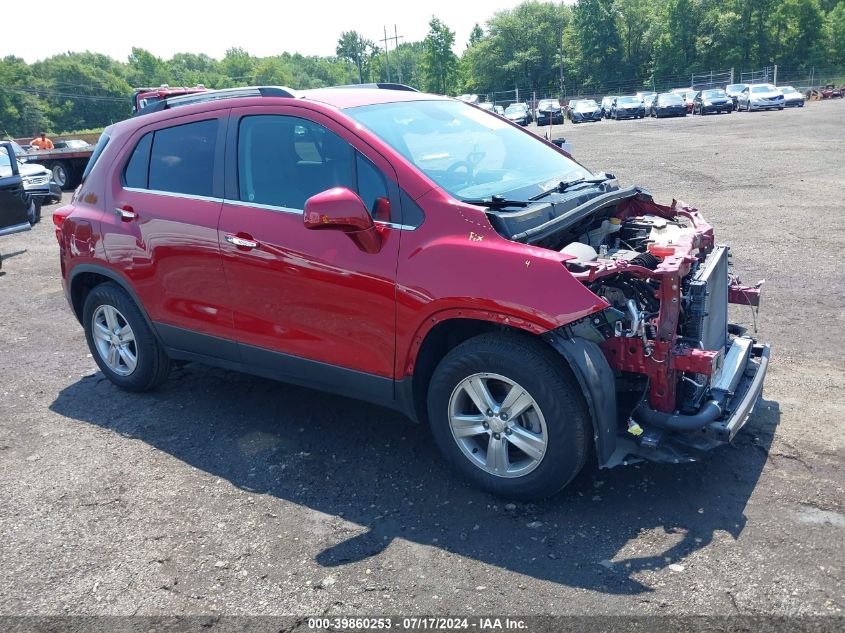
[356,153,389,219]
[148,120,217,196]
[123,132,152,188]
[81,132,110,183]
[238,115,354,210]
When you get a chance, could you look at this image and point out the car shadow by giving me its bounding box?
[50,363,780,595]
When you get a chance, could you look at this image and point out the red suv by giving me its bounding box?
[56,84,770,499]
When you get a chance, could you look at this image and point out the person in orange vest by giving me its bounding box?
[30,132,54,150]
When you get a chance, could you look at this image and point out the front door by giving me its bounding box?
[0,143,32,237]
[219,108,401,399]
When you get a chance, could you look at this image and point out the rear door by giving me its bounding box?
[218,106,402,397]
[102,112,236,356]
[0,143,32,236]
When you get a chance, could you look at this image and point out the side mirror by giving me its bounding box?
[304,187,382,254]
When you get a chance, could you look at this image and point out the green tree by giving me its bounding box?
[422,16,458,94]
[468,23,485,47]
[336,31,376,84]
[571,0,623,87]
[825,2,845,65]
[771,0,826,67]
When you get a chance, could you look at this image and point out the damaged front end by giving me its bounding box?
[493,186,770,467]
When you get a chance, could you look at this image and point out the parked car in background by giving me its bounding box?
[535,99,564,125]
[53,84,770,499]
[725,83,749,107]
[819,84,842,99]
[53,139,92,150]
[642,94,657,112]
[132,84,207,114]
[736,84,784,111]
[0,142,34,264]
[693,88,734,114]
[610,95,645,119]
[650,93,687,118]
[635,90,656,103]
[777,86,805,107]
[477,102,494,112]
[504,102,532,125]
[457,94,480,104]
[0,143,58,224]
[682,90,697,113]
[600,96,617,119]
[493,105,505,116]
[566,99,602,123]
[670,87,694,97]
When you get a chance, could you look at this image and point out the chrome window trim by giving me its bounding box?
[222,198,418,230]
[124,187,223,203]
[122,188,418,230]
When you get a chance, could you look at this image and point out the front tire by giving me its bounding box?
[427,333,590,499]
[83,282,171,392]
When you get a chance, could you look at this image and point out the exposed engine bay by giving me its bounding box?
[487,186,769,464]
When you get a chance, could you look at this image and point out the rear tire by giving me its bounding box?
[427,332,590,500]
[83,282,171,392]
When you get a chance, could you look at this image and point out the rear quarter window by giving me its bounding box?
[80,132,110,183]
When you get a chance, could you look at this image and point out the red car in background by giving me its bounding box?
[820,84,843,99]
[131,84,208,113]
[54,85,770,499]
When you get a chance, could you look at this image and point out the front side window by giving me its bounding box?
[346,99,589,200]
[147,119,218,196]
[238,115,367,212]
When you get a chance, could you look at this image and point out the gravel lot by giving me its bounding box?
[1,100,843,620]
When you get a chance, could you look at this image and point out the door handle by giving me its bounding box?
[225,234,258,249]
[114,206,138,221]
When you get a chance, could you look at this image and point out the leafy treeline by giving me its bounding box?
[2,0,843,136]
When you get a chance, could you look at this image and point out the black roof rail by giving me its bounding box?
[134,86,297,116]
[327,83,419,92]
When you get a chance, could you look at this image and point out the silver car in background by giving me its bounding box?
[725,83,749,108]
[778,86,805,107]
[736,84,785,111]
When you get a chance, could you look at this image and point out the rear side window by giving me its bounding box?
[147,119,218,197]
[80,132,110,183]
[123,132,152,188]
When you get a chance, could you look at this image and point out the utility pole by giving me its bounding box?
[558,22,564,101]
[381,26,392,82]
[393,25,404,83]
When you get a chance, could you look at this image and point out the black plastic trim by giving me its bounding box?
[156,323,240,363]
[543,331,618,468]
[155,322,413,417]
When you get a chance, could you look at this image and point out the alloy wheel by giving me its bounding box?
[448,373,548,478]
[91,304,138,376]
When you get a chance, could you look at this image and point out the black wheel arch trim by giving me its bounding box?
[66,264,162,344]
[542,331,618,468]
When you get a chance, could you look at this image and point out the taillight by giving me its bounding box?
[52,205,73,243]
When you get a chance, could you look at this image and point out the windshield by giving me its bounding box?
[346,99,590,200]
[780,87,797,94]
[658,94,683,104]
[618,96,639,104]
[751,85,774,94]
[702,89,727,98]
[538,101,560,110]
[505,104,526,114]
[577,100,598,110]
